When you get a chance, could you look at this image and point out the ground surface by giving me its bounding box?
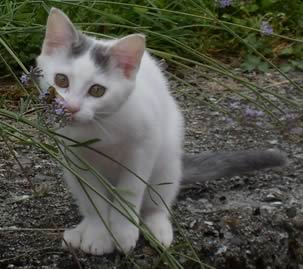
[0,68,302,269]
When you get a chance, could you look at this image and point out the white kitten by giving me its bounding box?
[37,7,183,254]
[37,8,286,255]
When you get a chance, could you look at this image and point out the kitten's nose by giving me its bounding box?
[66,104,80,114]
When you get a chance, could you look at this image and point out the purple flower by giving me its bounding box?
[20,66,43,86]
[290,127,303,135]
[20,73,30,85]
[54,107,65,115]
[244,106,264,118]
[225,117,236,127]
[230,102,240,109]
[219,0,232,8]
[280,113,298,121]
[55,98,67,107]
[260,21,273,36]
[37,86,71,128]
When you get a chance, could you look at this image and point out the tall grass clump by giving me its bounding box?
[0,0,302,268]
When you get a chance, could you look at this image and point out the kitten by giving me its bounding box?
[36,8,286,255]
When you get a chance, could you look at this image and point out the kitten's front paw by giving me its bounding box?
[111,222,139,253]
[63,220,87,250]
[80,223,114,255]
[143,211,173,247]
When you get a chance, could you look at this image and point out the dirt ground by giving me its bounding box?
[0,68,302,269]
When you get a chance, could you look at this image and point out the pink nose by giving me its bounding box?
[65,105,80,114]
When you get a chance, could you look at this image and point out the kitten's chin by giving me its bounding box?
[70,113,94,125]
[65,117,93,128]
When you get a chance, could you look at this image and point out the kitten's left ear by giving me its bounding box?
[42,7,78,55]
[110,34,145,78]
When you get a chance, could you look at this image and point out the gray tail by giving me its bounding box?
[182,149,287,183]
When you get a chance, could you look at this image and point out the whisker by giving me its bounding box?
[92,118,112,142]
[95,111,113,115]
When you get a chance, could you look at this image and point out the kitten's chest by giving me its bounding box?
[61,119,127,146]
[78,143,127,185]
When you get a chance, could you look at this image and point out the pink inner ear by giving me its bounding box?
[44,33,71,55]
[42,8,76,55]
[113,51,139,78]
[110,35,145,78]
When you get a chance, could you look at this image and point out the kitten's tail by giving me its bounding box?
[182,149,287,183]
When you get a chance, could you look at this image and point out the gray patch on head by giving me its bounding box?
[90,45,111,71]
[70,32,92,57]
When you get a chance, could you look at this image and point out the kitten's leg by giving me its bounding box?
[109,145,157,253]
[62,168,114,255]
[141,155,182,248]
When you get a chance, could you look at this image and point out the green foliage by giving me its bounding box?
[219,0,303,72]
[0,0,302,74]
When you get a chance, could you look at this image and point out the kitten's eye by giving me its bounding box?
[88,84,106,97]
[55,73,69,88]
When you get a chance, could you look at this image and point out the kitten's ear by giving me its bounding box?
[110,34,145,78]
[42,7,77,55]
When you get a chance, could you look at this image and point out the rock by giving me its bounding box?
[215,245,227,255]
[271,201,283,207]
[189,219,197,228]
[292,215,303,230]
[286,206,297,218]
[260,205,276,215]
[262,188,284,202]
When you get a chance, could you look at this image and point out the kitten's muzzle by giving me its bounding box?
[65,104,80,114]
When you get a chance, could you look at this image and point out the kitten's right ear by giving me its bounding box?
[42,7,77,55]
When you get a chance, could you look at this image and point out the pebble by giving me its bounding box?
[271,201,283,207]
[292,215,303,230]
[260,205,276,215]
[189,219,197,228]
[215,245,227,255]
[286,206,297,218]
[262,188,284,202]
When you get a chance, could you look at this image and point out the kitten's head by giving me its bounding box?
[37,8,145,124]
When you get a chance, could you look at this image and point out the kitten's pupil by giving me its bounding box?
[88,84,106,97]
[55,73,69,88]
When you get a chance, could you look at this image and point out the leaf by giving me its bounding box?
[69,138,101,147]
[133,7,149,14]
[291,60,303,71]
[41,143,59,154]
[115,188,135,197]
[19,97,32,115]
[258,62,269,73]
[261,0,278,9]
[280,64,294,73]
[156,182,173,186]
[280,47,294,56]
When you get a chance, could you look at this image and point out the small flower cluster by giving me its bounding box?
[280,112,303,136]
[39,88,71,128]
[228,101,264,118]
[244,106,264,118]
[20,66,43,86]
[20,67,71,128]
[260,21,273,36]
[225,100,265,128]
[219,0,232,8]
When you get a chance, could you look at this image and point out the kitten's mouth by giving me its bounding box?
[67,113,93,126]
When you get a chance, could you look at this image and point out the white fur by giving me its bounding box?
[37,8,183,255]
